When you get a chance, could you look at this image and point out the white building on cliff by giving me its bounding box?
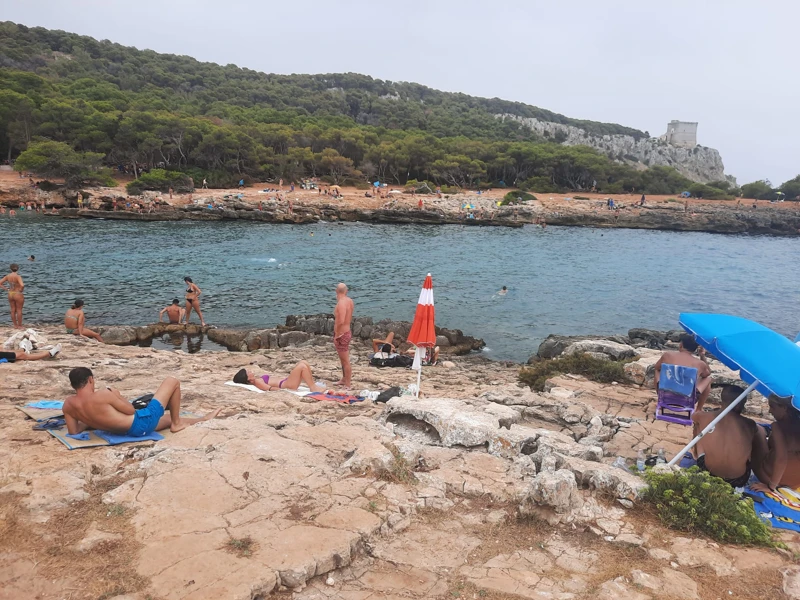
[660,121,698,148]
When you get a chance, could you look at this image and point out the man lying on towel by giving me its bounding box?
[233,360,343,394]
[750,394,800,493]
[63,367,221,437]
[691,384,762,488]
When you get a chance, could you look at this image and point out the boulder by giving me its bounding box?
[562,340,636,360]
[627,328,667,348]
[525,469,583,514]
[279,331,312,348]
[535,334,629,360]
[206,328,248,351]
[97,326,138,345]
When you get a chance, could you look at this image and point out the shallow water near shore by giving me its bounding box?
[1,214,799,361]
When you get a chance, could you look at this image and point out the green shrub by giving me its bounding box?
[573,195,590,200]
[502,191,536,205]
[687,183,734,200]
[126,169,194,195]
[519,353,627,391]
[642,468,773,546]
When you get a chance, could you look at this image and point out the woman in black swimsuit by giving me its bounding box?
[184,276,206,327]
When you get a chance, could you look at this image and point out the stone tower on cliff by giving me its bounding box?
[661,121,698,148]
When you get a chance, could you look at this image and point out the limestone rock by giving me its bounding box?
[535,334,629,360]
[596,576,652,600]
[97,326,138,345]
[783,566,800,600]
[75,522,123,552]
[525,469,583,514]
[563,339,636,360]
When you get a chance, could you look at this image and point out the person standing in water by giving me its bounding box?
[497,286,508,296]
[184,277,206,327]
[0,264,24,328]
[64,299,104,343]
[333,283,354,388]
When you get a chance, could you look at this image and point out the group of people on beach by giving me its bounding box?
[2,262,207,337]
[655,334,800,492]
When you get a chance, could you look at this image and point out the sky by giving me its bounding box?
[4,0,798,185]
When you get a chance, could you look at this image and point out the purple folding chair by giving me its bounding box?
[656,364,698,426]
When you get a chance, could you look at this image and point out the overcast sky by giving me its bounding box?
[5,0,798,185]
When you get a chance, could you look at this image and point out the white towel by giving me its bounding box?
[224,381,312,397]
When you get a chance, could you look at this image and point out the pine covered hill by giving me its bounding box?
[1,20,727,196]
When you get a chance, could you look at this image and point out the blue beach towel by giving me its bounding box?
[25,400,65,409]
[747,487,800,532]
[66,432,91,441]
[94,430,164,444]
[658,364,697,397]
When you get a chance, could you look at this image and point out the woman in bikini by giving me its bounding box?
[233,360,335,393]
[0,264,24,328]
[184,277,206,327]
[64,299,104,343]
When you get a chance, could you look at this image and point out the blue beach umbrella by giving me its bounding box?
[667,313,800,465]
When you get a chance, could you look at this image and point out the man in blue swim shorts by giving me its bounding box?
[63,367,221,437]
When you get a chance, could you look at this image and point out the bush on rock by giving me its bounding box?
[518,352,627,391]
[642,467,773,546]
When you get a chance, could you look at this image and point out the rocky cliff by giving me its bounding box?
[497,114,729,184]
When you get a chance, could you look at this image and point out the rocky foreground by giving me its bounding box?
[1,325,799,600]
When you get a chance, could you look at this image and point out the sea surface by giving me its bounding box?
[1,214,798,361]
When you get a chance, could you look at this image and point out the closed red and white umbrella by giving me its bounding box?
[407,273,435,396]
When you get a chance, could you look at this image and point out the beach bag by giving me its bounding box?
[131,393,154,410]
[375,387,402,403]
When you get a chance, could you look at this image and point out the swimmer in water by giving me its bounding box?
[28,255,35,261]
[497,286,508,296]
[0,264,25,328]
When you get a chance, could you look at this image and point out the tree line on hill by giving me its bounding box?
[1,22,796,200]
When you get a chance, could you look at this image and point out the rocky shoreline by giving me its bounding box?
[94,313,486,356]
[1,323,794,599]
[48,201,800,235]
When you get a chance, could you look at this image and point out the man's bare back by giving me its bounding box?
[64,388,135,434]
[693,409,757,480]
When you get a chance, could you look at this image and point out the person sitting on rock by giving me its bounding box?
[691,384,761,488]
[0,344,61,364]
[233,360,335,393]
[750,394,800,493]
[65,299,104,343]
[653,333,712,410]
[159,299,186,324]
[63,368,221,436]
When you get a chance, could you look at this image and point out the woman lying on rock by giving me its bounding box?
[233,360,336,393]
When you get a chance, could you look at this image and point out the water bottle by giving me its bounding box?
[613,456,628,471]
[636,449,646,472]
[657,448,666,465]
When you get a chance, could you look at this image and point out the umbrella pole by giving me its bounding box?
[667,380,760,467]
[416,365,422,398]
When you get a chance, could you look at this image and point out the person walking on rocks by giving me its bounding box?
[333,282,354,388]
[184,276,206,327]
[0,263,25,328]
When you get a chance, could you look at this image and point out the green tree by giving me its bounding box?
[740,180,775,200]
[14,139,114,187]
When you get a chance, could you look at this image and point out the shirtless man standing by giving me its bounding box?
[692,385,760,487]
[751,395,800,492]
[333,283,354,388]
[654,334,712,410]
[0,264,25,328]
[63,368,221,437]
[159,299,186,324]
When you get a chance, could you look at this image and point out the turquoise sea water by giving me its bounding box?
[1,214,798,361]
